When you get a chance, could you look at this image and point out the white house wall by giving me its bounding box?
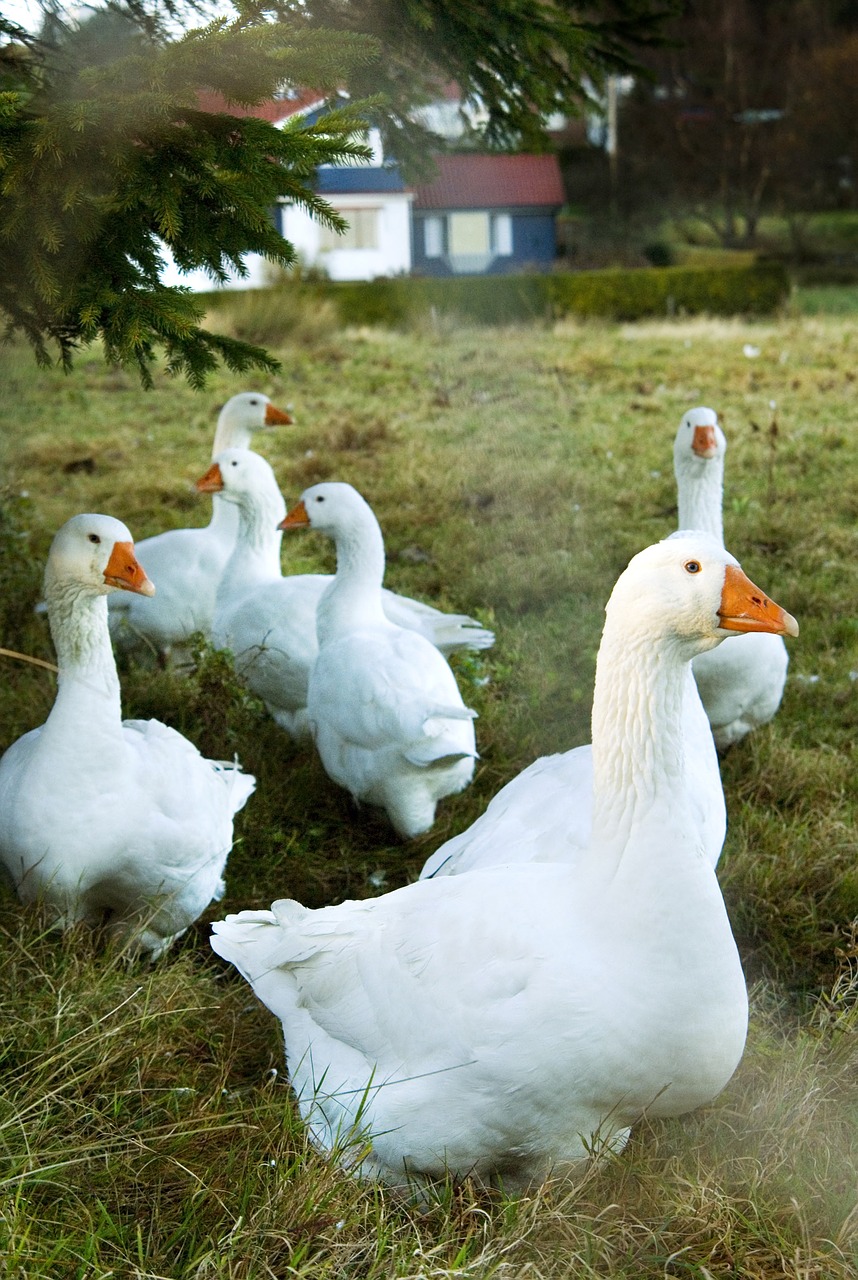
[281,192,413,281]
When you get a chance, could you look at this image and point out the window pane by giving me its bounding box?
[319,208,379,251]
[424,216,445,257]
[492,214,513,255]
[449,212,490,255]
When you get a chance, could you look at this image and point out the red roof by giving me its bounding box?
[194,89,324,123]
[412,154,565,210]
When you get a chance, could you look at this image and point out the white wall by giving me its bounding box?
[159,190,413,290]
[158,246,274,293]
[281,192,413,282]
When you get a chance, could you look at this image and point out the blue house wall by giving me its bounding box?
[411,210,558,276]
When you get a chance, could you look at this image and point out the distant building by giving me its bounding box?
[411,153,565,276]
[160,91,565,289]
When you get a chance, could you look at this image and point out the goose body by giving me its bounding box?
[108,392,294,656]
[0,515,255,956]
[675,407,791,749]
[202,451,490,741]
[283,482,477,837]
[211,534,797,1191]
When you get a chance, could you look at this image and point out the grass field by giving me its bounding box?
[0,295,857,1277]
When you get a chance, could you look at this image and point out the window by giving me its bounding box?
[491,214,513,255]
[319,207,380,251]
[427,212,514,259]
[449,212,490,255]
[423,216,445,258]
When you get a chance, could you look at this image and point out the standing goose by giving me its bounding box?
[282,482,477,838]
[108,391,293,658]
[211,534,797,1192]
[200,450,493,740]
[674,406,791,749]
[0,514,255,957]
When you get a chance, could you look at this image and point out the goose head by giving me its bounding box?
[279,482,375,536]
[211,392,294,456]
[44,514,155,598]
[196,448,283,512]
[607,532,798,661]
[673,406,726,475]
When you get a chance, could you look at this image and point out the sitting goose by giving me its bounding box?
[108,391,293,659]
[200,450,492,740]
[282,482,477,838]
[0,514,255,957]
[211,533,797,1192]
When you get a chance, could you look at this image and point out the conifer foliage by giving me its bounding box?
[0,12,376,385]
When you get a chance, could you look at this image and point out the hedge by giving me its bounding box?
[205,262,790,330]
[323,263,789,326]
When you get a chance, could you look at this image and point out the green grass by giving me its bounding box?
[1,300,857,1276]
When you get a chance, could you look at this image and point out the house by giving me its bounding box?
[281,154,413,282]
[159,91,413,289]
[160,92,565,288]
[410,153,565,276]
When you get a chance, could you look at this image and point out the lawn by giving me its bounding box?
[0,296,856,1277]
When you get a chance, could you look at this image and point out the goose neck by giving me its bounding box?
[589,623,690,853]
[45,583,122,717]
[676,458,724,541]
[317,516,387,641]
[208,492,239,538]
[228,489,285,578]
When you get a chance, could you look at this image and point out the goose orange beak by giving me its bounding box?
[265,403,294,425]
[279,499,310,530]
[104,541,155,596]
[196,462,224,493]
[718,564,798,637]
[692,425,718,458]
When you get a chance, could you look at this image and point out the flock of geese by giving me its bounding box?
[0,393,799,1193]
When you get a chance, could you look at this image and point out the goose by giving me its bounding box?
[674,406,791,749]
[108,391,294,658]
[210,533,797,1192]
[199,450,493,739]
[0,515,256,957]
[198,450,330,740]
[281,482,477,838]
[420,438,730,883]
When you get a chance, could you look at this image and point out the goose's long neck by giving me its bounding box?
[589,621,690,860]
[220,489,285,593]
[208,492,239,539]
[44,580,123,729]
[676,458,724,541]
[317,513,387,643]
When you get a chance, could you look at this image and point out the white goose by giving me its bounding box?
[108,391,293,658]
[674,406,791,749]
[283,482,477,838]
[0,515,256,957]
[200,450,493,740]
[199,450,330,740]
[211,534,797,1192]
[421,454,727,882]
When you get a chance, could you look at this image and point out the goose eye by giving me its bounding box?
[88,534,101,545]
[231,460,238,467]
[684,560,701,574]
[316,495,325,503]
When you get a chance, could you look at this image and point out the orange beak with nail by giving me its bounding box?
[718,564,798,638]
[104,542,155,597]
[279,499,310,530]
[692,425,718,458]
[265,403,294,426]
[196,463,224,494]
